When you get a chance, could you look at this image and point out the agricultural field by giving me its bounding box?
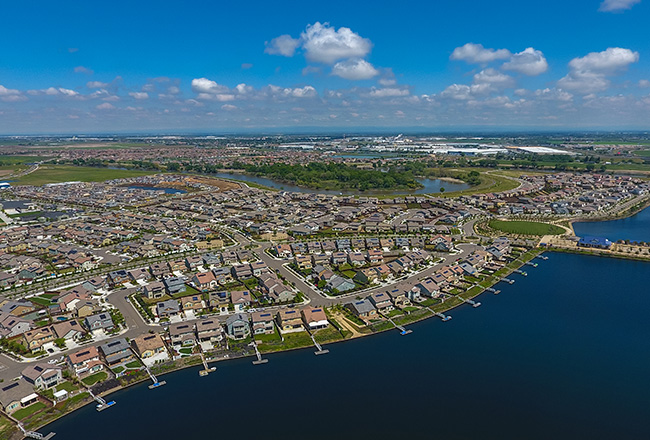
[13,165,159,186]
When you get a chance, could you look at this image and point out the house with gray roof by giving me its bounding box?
[99,338,134,366]
[22,363,63,389]
[345,299,377,321]
[0,379,39,414]
[225,313,250,339]
[84,312,114,332]
[156,299,180,318]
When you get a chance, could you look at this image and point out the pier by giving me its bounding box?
[535,254,549,260]
[513,269,528,276]
[89,389,116,412]
[250,341,268,365]
[308,331,330,355]
[434,312,452,321]
[198,351,216,376]
[18,423,55,440]
[486,287,501,294]
[461,297,481,307]
[382,313,412,335]
[501,278,515,284]
[525,261,538,267]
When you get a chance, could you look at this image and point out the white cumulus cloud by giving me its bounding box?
[129,92,149,100]
[450,43,511,64]
[264,35,301,57]
[558,47,639,93]
[331,58,379,80]
[96,102,114,110]
[503,48,548,76]
[599,0,641,12]
[301,22,372,64]
[368,87,409,98]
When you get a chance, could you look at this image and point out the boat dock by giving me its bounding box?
[18,423,55,440]
[535,254,549,260]
[501,278,515,284]
[434,312,452,321]
[251,341,268,365]
[144,364,166,389]
[461,297,481,307]
[486,287,501,294]
[198,350,216,376]
[525,261,538,267]
[308,331,330,355]
[383,314,412,335]
[513,269,528,276]
[89,389,116,412]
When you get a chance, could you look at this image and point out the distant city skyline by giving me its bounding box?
[1,0,649,133]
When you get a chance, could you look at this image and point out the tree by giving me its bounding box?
[440,187,445,194]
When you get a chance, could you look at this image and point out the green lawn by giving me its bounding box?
[112,366,125,374]
[13,165,159,186]
[81,371,108,386]
[125,360,142,369]
[13,402,46,421]
[488,219,565,236]
[633,149,650,157]
[55,381,79,393]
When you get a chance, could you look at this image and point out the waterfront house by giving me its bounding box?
[196,319,224,342]
[276,309,305,333]
[368,292,394,314]
[169,322,196,347]
[387,286,411,309]
[414,279,441,298]
[301,307,329,331]
[131,333,166,358]
[99,338,134,366]
[67,346,104,376]
[225,313,250,339]
[345,299,377,321]
[22,363,63,389]
[0,379,39,414]
[251,311,275,335]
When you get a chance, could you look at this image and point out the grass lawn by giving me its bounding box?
[112,366,125,374]
[82,371,108,386]
[30,296,54,306]
[55,381,79,393]
[488,219,565,236]
[0,413,18,439]
[313,326,344,344]
[634,149,650,157]
[13,402,46,421]
[13,165,159,186]
[254,330,282,343]
[440,172,519,197]
[125,360,142,369]
[179,348,192,355]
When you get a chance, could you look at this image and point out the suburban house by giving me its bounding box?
[192,271,217,291]
[387,287,411,309]
[99,338,134,367]
[345,299,377,321]
[0,313,33,338]
[67,346,104,376]
[143,281,166,299]
[251,311,275,335]
[164,276,187,295]
[301,307,329,330]
[169,322,196,346]
[22,363,63,389]
[225,313,250,339]
[156,299,181,318]
[181,295,204,313]
[131,333,167,358]
[52,319,86,342]
[0,379,39,414]
[22,327,55,352]
[231,290,251,313]
[84,312,115,332]
[276,309,304,333]
[196,319,223,343]
[368,291,394,314]
[413,279,441,298]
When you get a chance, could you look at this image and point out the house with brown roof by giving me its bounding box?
[131,333,167,359]
[251,311,275,335]
[22,326,55,352]
[301,307,329,330]
[276,309,304,334]
[22,363,63,389]
[67,346,104,376]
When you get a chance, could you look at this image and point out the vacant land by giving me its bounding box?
[441,172,519,197]
[488,219,565,236]
[13,165,159,186]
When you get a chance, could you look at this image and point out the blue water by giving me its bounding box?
[573,205,650,242]
[45,252,650,439]
[212,172,469,195]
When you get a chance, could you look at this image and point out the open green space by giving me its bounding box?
[81,371,108,386]
[488,219,565,236]
[440,172,519,197]
[13,165,159,186]
[13,402,46,420]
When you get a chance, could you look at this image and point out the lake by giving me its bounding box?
[44,252,650,439]
[211,171,469,195]
[573,205,650,242]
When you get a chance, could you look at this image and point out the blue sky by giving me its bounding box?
[1,0,649,133]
